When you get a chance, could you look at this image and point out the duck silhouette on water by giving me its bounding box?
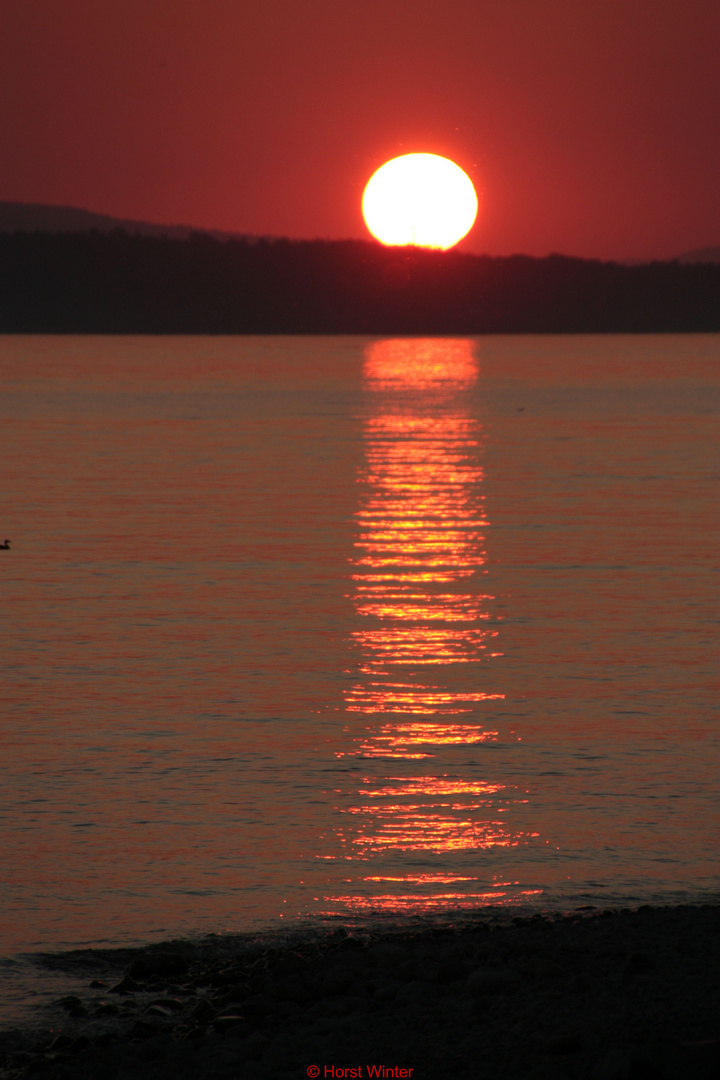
[0,539,10,549]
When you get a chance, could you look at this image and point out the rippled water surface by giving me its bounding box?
[1,334,718,968]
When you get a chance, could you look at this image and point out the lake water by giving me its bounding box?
[1,334,718,979]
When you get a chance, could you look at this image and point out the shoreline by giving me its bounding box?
[1,903,718,1079]
[3,233,720,334]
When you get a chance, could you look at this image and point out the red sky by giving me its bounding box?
[1,0,718,259]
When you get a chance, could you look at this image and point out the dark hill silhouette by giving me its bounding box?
[1,230,718,333]
[3,201,718,264]
[674,245,720,264]
[0,200,261,242]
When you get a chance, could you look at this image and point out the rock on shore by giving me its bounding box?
[0,904,718,1080]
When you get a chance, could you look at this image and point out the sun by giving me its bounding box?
[362,153,478,250]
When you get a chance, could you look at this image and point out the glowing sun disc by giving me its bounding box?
[362,153,478,250]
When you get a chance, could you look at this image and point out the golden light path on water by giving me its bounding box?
[322,340,540,917]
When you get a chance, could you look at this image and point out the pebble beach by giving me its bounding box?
[1,904,718,1080]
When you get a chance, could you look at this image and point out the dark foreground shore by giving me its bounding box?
[1,904,718,1080]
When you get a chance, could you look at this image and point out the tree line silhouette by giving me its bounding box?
[1,230,718,333]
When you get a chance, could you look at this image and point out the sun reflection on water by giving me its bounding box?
[345,339,498,707]
[343,339,500,717]
[323,339,539,918]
